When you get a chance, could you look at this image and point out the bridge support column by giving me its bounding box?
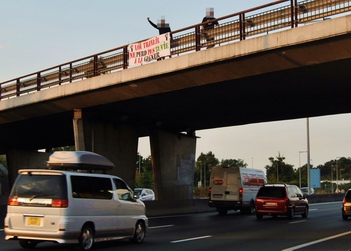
[73,109,85,151]
[82,119,138,187]
[150,130,196,201]
[6,149,50,186]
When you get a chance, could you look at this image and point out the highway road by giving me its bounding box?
[1,202,350,251]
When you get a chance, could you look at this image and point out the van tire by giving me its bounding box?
[19,240,39,249]
[242,202,255,214]
[130,221,145,243]
[79,225,95,250]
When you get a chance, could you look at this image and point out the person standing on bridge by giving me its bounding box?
[147,16,173,40]
[147,16,173,60]
[201,8,220,49]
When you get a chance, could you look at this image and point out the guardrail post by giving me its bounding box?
[195,26,201,51]
[93,55,98,77]
[123,46,128,69]
[69,63,73,83]
[59,66,62,85]
[16,79,21,97]
[37,72,41,91]
[239,13,245,40]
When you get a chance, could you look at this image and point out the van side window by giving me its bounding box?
[113,178,134,201]
[71,176,112,200]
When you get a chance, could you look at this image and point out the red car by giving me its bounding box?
[255,184,309,220]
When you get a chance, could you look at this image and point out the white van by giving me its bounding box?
[208,166,267,215]
[4,151,148,250]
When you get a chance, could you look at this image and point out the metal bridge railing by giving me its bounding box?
[1,0,351,100]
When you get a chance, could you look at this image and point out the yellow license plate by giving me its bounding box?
[26,217,41,226]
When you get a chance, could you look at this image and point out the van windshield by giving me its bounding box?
[10,174,67,199]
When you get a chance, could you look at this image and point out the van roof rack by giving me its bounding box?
[46,151,114,173]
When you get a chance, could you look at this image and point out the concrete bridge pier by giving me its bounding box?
[6,149,50,187]
[79,116,139,187]
[150,130,196,201]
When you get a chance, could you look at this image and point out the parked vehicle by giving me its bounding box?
[300,187,315,195]
[208,166,267,215]
[4,151,148,250]
[255,184,309,220]
[342,188,351,220]
[134,188,155,201]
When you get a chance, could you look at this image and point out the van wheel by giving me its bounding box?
[19,240,38,249]
[130,221,145,243]
[79,225,95,250]
[249,202,255,214]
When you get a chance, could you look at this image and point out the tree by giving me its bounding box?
[220,158,247,168]
[195,152,219,187]
[135,154,154,189]
[265,153,296,184]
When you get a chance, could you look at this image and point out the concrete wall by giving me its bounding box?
[82,119,139,187]
[6,149,51,186]
[150,130,196,201]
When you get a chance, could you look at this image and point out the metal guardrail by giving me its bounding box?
[1,0,351,100]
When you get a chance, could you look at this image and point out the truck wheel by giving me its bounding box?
[79,225,95,250]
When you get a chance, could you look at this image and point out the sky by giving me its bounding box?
[1,1,351,171]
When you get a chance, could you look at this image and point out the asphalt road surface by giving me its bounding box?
[1,202,350,251]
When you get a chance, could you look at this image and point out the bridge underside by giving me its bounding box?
[2,51,351,151]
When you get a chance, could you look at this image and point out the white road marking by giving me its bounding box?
[289,220,307,224]
[282,230,351,251]
[149,224,174,229]
[171,235,212,243]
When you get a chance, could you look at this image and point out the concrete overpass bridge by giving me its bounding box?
[1,0,351,200]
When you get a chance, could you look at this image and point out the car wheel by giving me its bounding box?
[131,221,146,243]
[79,225,95,250]
[19,240,39,249]
[288,207,295,219]
[256,213,263,220]
[302,206,309,218]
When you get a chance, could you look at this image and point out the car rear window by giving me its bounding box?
[257,187,286,198]
[10,174,67,199]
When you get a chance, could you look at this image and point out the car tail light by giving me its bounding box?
[52,199,68,208]
[8,197,19,206]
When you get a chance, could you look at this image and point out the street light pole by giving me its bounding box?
[306,118,311,195]
[299,151,307,188]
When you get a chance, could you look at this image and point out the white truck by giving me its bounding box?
[208,166,267,215]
